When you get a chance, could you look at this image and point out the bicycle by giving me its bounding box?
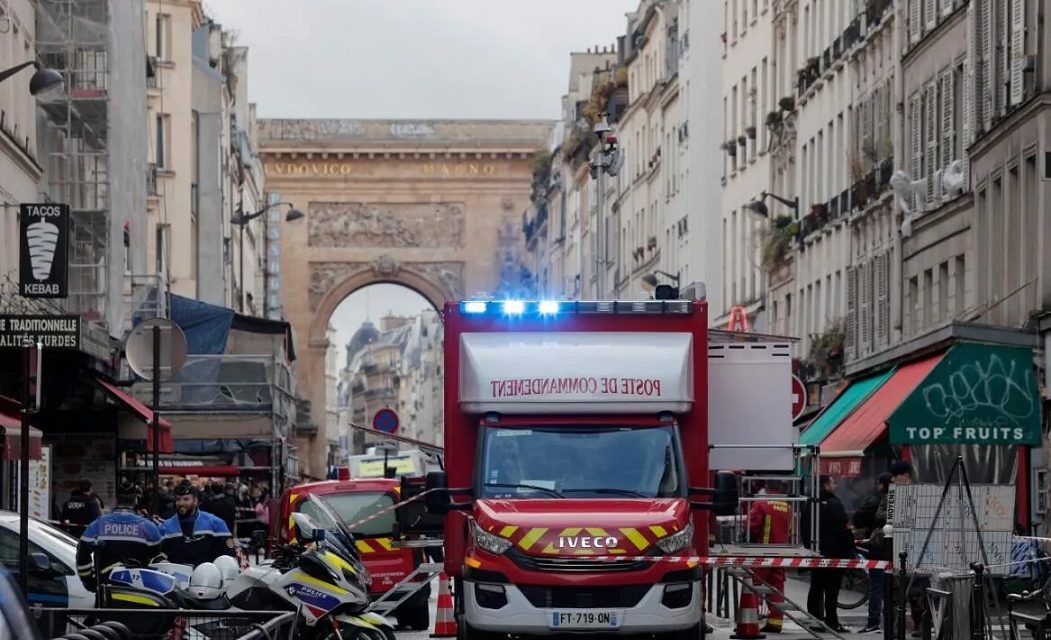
[838,544,871,609]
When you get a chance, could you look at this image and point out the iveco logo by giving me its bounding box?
[557,536,619,549]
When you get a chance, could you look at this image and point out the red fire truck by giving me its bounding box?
[423,296,796,639]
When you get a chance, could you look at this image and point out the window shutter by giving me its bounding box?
[910,94,923,180]
[941,70,955,168]
[909,0,922,46]
[857,262,870,357]
[925,0,937,30]
[845,266,857,361]
[876,252,890,347]
[925,83,939,199]
[963,1,977,152]
[980,0,994,132]
[942,0,954,18]
[1009,0,1025,106]
[999,0,1010,117]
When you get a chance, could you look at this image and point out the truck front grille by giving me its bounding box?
[507,548,647,573]
[519,584,650,609]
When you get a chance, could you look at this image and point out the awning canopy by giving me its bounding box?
[96,379,174,452]
[818,352,945,474]
[888,342,1041,446]
[0,398,43,461]
[800,368,895,447]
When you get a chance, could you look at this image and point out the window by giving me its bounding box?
[298,492,397,537]
[479,425,685,499]
[954,256,966,317]
[155,113,170,168]
[923,268,934,329]
[908,276,920,335]
[938,262,950,322]
[155,13,172,61]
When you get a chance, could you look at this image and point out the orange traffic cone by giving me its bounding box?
[730,585,766,639]
[430,572,457,638]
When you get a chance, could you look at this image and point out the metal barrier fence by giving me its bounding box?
[31,607,295,640]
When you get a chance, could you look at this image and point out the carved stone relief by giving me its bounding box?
[308,202,465,249]
[308,261,465,310]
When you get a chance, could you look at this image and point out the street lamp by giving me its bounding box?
[0,60,64,96]
[744,191,799,218]
[641,270,680,300]
[231,202,303,313]
[588,114,623,298]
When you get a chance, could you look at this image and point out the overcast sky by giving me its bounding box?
[207,1,640,367]
[206,0,638,120]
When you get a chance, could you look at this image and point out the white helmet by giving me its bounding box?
[213,555,239,584]
[188,562,223,600]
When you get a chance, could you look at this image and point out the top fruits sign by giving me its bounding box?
[19,203,69,298]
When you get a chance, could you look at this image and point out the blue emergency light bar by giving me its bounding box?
[458,299,695,316]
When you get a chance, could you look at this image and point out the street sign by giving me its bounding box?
[791,375,806,420]
[0,315,80,349]
[19,203,69,298]
[372,408,399,434]
[125,318,188,381]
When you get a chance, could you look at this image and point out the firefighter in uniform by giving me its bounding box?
[160,480,236,566]
[76,481,162,592]
[747,479,792,633]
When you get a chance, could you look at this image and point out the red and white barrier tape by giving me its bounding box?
[547,555,891,570]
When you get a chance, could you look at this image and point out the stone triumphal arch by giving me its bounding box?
[258,119,551,477]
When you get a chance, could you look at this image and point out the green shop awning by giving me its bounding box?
[799,368,895,447]
[887,342,1041,445]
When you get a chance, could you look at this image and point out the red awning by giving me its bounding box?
[96,379,174,453]
[0,402,43,461]
[819,353,945,474]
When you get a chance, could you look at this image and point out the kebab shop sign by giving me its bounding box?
[489,376,664,399]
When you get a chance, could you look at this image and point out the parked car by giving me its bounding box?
[0,511,93,609]
[0,564,44,640]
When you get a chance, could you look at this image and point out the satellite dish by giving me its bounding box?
[125,318,188,381]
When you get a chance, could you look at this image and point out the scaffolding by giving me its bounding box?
[34,0,111,321]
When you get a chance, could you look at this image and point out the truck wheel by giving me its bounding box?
[399,598,431,631]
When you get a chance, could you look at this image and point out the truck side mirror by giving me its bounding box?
[425,471,452,514]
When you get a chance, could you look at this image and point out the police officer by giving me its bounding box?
[76,480,162,592]
[160,479,236,566]
[61,480,101,537]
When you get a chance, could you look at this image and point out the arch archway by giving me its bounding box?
[259,118,550,479]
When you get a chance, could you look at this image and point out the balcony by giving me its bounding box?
[130,353,294,417]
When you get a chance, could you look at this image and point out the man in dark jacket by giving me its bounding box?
[801,475,853,633]
[61,480,101,537]
[872,461,925,636]
[201,482,237,534]
[855,473,891,633]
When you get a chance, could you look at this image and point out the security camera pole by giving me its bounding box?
[588,114,621,298]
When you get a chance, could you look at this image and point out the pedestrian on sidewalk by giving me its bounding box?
[871,460,926,637]
[801,475,854,633]
[854,472,891,633]
[747,479,792,633]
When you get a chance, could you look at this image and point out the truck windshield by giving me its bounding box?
[478,425,684,499]
[298,491,396,537]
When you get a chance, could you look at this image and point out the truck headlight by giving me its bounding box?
[471,521,512,555]
[656,522,694,554]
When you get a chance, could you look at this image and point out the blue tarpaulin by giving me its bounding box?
[170,295,234,355]
[171,295,234,404]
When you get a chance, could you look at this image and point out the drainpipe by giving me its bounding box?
[892,0,906,343]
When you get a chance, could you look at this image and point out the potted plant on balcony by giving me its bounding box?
[745,125,757,139]
[723,140,738,156]
[760,215,799,275]
[737,135,747,147]
[779,96,796,111]
[806,321,846,380]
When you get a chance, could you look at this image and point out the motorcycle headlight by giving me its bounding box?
[656,522,694,554]
[471,521,512,555]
